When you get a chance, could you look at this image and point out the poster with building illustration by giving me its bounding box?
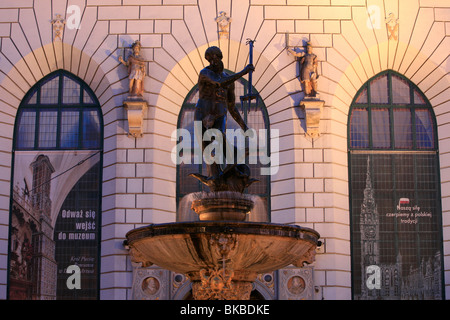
[351,154,443,300]
[9,150,101,300]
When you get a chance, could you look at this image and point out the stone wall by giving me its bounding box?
[0,0,448,300]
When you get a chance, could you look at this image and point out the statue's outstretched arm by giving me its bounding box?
[287,47,303,57]
[219,64,254,87]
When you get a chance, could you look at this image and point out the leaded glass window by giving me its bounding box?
[15,71,101,150]
[349,71,444,300]
[350,71,436,151]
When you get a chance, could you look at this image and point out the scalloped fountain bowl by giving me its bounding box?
[125,192,320,300]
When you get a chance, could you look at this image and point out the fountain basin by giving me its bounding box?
[126,221,320,299]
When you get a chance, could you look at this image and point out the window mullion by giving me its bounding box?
[58,74,63,105]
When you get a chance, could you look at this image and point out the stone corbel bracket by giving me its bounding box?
[299,98,324,139]
[123,99,148,138]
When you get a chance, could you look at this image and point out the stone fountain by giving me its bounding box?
[125,43,320,300]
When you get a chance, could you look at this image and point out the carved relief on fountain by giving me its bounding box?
[191,267,253,300]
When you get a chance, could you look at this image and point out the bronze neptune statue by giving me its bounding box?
[189,46,257,193]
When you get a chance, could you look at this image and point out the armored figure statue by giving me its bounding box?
[287,41,319,97]
[119,40,146,97]
[189,46,257,192]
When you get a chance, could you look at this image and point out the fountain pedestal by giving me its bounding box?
[126,210,319,300]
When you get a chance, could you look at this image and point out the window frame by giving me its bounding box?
[348,70,438,151]
[348,70,445,300]
[8,69,103,300]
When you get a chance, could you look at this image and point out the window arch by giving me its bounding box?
[9,70,102,300]
[15,70,102,150]
[176,75,270,221]
[348,70,444,300]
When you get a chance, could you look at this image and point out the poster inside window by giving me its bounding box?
[9,150,101,300]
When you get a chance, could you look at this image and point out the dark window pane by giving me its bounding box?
[82,111,101,149]
[83,89,94,104]
[63,76,81,104]
[415,109,434,149]
[370,75,389,104]
[392,75,410,104]
[17,111,36,149]
[350,108,369,148]
[38,111,58,148]
[371,108,390,149]
[60,111,80,148]
[40,76,59,104]
[413,89,426,105]
[393,109,412,149]
[355,87,368,104]
[234,81,245,104]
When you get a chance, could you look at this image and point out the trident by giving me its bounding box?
[240,39,258,110]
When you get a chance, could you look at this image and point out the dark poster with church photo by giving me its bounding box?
[8,150,101,300]
[351,153,444,300]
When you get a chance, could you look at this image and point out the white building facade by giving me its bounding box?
[0,0,448,300]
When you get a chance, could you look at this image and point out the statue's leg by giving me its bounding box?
[129,79,134,95]
[137,80,143,96]
[312,80,318,96]
[303,80,311,96]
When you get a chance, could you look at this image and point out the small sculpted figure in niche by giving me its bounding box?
[119,40,146,98]
[215,11,232,39]
[189,46,258,192]
[51,14,66,42]
[287,41,319,97]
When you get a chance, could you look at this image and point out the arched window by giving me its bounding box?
[349,70,444,300]
[15,70,101,150]
[176,76,270,221]
[9,70,102,300]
